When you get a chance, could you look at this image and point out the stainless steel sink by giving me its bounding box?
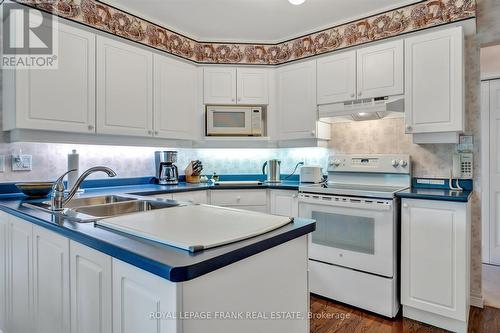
[23,195,182,223]
[55,195,137,208]
[72,200,180,219]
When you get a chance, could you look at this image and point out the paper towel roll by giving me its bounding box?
[67,149,79,190]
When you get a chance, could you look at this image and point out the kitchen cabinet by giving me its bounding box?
[357,40,404,99]
[203,67,237,104]
[210,189,268,212]
[404,27,464,143]
[0,212,7,333]
[276,60,319,140]
[7,215,34,333]
[316,40,403,105]
[3,21,96,133]
[401,198,470,333]
[317,50,356,105]
[70,241,112,333]
[112,259,178,333]
[172,190,208,204]
[154,54,199,140]
[33,226,70,333]
[97,35,153,137]
[270,190,299,217]
[203,67,268,105]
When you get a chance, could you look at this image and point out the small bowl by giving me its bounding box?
[15,182,54,198]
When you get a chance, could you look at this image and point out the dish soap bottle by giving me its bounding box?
[67,149,79,191]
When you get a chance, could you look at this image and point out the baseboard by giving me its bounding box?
[470,292,484,308]
[403,306,468,333]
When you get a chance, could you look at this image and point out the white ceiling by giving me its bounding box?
[105,0,421,43]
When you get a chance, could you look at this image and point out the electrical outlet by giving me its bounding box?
[12,154,32,171]
[0,155,4,172]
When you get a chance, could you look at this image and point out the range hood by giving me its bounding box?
[318,96,404,123]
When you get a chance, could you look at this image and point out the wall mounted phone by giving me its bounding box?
[452,152,473,179]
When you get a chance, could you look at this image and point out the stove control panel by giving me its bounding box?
[328,154,411,174]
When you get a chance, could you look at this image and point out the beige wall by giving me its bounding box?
[329,35,483,300]
[481,45,500,78]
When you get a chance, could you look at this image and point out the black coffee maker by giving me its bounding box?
[155,151,179,185]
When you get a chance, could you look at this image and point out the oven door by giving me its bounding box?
[299,193,395,277]
[207,107,252,135]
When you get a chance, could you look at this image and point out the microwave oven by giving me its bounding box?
[206,106,263,136]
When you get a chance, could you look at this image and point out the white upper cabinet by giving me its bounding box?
[237,68,269,104]
[203,67,268,105]
[4,21,96,133]
[97,35,153,137]
[317,50,356,105]
[203,67,237,104]
[277,60,318,140]
[405,27,464,137]
[154,55,199,140]
[357,40,403,99]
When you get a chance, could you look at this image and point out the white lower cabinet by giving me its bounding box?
[0,212,8,333]
[210,189,268,213]
[33,226,70,333]
[7,215,34,333]
[70,241,112,333]
[173,190,209,204]
[112,259,179,333]
[401,199,470,333]
[269,190,298,217]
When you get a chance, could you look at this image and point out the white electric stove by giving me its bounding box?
[299,154,411,317]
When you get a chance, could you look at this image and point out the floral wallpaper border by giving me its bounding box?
[17,0,475,65]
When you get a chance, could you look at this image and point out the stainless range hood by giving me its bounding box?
[318,96,404,123]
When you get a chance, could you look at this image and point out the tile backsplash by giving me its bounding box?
[0,143,330,182]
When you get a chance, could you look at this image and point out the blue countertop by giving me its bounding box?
[395,178,473,203]
[0,181,314,282]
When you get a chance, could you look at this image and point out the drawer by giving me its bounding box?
[172,191,208,204]
[210,189,267,206]
[151,193,173,200]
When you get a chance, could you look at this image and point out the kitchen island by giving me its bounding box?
[0,183,315,333]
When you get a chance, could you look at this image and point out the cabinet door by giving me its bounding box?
[405,27,464,134]
[33,226,70,333]
[8,216,33,333]
[0,213,7,332]
[97,35,153,137]
[357,40,403,99]
[277,60,318,140]
[270,190,299,217]
[237,68,269,104]
[154,55,198,140]
[401,199,468,320]
[172,190,208,204]
[203,67,237,104]
[15,21,96,133]
[70,241,112,333]
[489,80,500,265]
[317,50,356,104]
[112,259,179,333]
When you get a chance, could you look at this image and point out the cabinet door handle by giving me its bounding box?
[148,130,153,135]
[405,125,412,132]
[403,203,409,208]
[350,93,355,98]
[232,98,235,102]
[88,125,94,131]
[311,130,316,136]
[154,131,159,136]
[358,92,362,97]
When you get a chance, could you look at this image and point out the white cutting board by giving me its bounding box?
[96,205,292,252]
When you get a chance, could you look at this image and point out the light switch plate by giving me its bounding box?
[12,154,32,171]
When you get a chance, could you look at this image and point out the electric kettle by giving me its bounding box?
[262,159,281,183]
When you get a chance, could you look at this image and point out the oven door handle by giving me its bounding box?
[298,195,393,211]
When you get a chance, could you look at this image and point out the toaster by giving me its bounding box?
[299,165,323,183]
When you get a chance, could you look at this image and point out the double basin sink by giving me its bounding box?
[24,194,183,223]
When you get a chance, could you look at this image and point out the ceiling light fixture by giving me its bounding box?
[288,0,306,5]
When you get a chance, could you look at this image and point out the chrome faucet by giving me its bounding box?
[51,166,117,211]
